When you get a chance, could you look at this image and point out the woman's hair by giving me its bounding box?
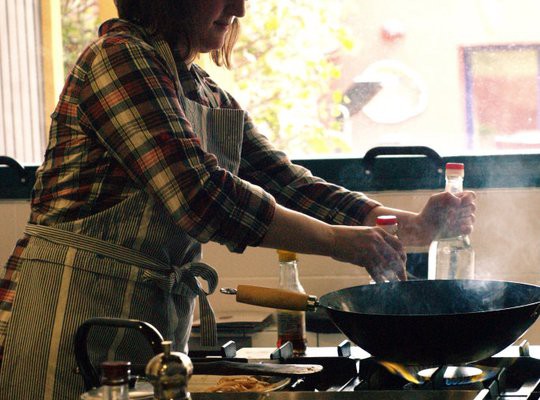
[114,0,239,68]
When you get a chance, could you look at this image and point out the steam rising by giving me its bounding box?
[322,279,540,316]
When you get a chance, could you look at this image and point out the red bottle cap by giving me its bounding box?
[445,162,465,177]
[376,215,398,226]
[445,162,464,171]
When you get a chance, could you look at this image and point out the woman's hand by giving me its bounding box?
[363,190,476,248]
[342,190,476,281]
[411,190,477,245]
[331,225,407,283]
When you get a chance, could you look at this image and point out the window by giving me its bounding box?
[215,0,540,159]
[60,0,99,78]
[0,0,100,166]
[2,0,540,167]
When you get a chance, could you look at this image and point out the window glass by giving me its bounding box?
[465,46,540,152]
[0,0,45,165]
[2,0,540,165]
[219,0,540,158]
[61,0,99,77]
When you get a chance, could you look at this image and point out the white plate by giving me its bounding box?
[129,381,154,399]
[189,375,291,393]
[80,381,153,399]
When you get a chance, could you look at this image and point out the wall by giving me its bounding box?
[2,188,540,346]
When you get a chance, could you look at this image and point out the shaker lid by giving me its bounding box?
[376,215,398,226]
[277,250,297,262]
[145,340,193,382]
[445,162,465,177]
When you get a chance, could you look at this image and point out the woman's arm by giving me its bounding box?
[259,204,407,282]
[77,38,276,253]
[257,190,476,282]
[237,112,381,227]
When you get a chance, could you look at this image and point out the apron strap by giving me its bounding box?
[155,40,221,108]
[24,223,169,271]
[24,223,219,348]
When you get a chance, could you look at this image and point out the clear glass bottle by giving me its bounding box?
[428,163,475,279]
[80,361,131,400]
[276,250,307,355]
[371,215,399,284]
[101,361,131,400]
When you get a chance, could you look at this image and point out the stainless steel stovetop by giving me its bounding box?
[191,392,483,400]
[188,340,540,400]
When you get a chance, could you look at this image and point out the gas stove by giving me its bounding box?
[189,339,540,399]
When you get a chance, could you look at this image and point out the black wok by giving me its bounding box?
[223,279,540,366]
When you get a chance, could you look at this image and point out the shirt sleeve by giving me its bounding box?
[77,36,275,252]
[237,111,381,226]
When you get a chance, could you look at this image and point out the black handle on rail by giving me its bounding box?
[0,156,28,184]
[73,317,165,390]
[362,146,444,174]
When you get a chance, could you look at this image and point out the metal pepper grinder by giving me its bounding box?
[145,340,193,400]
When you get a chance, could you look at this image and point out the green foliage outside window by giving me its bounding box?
[60,0,354,156]
[229,1,355,155]
[61,0,99,77]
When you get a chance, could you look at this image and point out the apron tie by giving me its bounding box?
[24,223,219,348]
[141,262,218,347]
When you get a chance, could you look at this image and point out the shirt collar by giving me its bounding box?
[98,18,154,41]
[98,18,210,106]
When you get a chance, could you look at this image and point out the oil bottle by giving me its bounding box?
[276,250,307,355]
[428,162,475,279]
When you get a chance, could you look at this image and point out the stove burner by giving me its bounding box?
[416,365,492,389]
[378,362,487,386]
[359,357,507,392]
[418,366,483,380]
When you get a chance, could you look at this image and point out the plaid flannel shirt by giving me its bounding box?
[0,19,380,364]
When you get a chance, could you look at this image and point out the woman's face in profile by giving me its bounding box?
[191,0,245,53]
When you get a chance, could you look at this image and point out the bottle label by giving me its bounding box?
[428,238,475,279]
[276,310,306,354]
[277,311,305,334]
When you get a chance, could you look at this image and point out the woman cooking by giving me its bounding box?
[0,0,475,398]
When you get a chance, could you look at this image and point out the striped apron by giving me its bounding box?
[0,42,245,399]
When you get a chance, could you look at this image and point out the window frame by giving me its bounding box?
[295,152,540,192]
[3,3,540,199]
[3,150,540,200]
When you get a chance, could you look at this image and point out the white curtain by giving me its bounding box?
[0,0,45,165]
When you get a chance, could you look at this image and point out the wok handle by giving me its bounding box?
[232,285,318,311]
